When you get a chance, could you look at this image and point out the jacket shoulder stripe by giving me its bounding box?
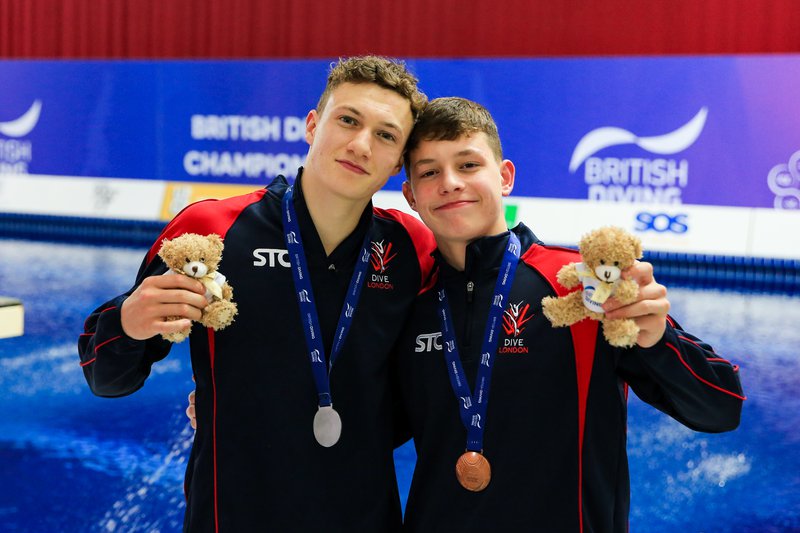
[521,243,597,533]
[146,189,267,264]
[521,244,581,297]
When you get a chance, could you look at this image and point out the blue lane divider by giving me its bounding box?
[1,213,798,294]
[641,250,800,294]
[0,213,165,248]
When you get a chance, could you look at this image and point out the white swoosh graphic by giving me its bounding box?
[569,107,708,172]
[0,100,42,137]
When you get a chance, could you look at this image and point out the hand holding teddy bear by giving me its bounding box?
[542,226,644,348]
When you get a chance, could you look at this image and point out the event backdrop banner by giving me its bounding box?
[1,56,799,257]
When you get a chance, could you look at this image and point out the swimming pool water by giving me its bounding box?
[0,239,797,532]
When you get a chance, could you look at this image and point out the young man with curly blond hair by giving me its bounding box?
[80,56,435,532]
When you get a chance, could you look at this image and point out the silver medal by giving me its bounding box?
[313,405,342,447]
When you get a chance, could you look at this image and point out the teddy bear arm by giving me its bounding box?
[542,291,587,327]
[556,264,580,288]
[221,282,234,301]
[614,278,639,304]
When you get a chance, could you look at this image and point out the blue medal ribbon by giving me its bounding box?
[436,232,520,452]
[282,185,372,407]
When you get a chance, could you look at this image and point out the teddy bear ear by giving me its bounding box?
[631,235,644,259]
[208,233,224,254]
[583,229,604,252]
[157,238,172,260]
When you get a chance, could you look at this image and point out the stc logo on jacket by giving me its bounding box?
[500,300,532,354]
[367,240,396,290]
[252,248,290,267]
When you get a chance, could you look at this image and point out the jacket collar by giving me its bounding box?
[270,169,373,268]
[434,223,542,282]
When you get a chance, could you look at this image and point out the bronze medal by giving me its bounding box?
[455,451,491,492]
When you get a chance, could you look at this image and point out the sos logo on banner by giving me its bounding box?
[0,100,41,174]
[569,108,707,204]
[634,212,689,234]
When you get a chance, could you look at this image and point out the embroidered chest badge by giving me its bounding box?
[367,239,396,290]
[499,300,532,354]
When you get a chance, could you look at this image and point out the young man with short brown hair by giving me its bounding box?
[79,56,436,532]
[396,97,744,532]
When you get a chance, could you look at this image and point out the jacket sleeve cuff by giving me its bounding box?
[94,297,148,347]
[633,321,678,355]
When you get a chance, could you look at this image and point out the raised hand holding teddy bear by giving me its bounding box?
[542,226,643,347]
[157,233,238,343]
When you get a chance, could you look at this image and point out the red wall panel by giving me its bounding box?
[1,0,799,58]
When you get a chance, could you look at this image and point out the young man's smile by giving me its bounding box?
[336,158,369,175]
[434,199,478,211]
[404,133,515,262]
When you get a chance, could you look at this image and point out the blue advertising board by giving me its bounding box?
[1,56,799,210]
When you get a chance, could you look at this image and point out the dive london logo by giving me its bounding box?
[767,150,800,210]
[0,100,41,174]
[568,107,708,203]
[500,300,533,354]
[367,240,397,290]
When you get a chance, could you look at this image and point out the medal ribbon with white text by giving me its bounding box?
[282,185,372,409]
[436,232,520,452]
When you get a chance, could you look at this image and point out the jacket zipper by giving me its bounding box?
[463,280,475,348]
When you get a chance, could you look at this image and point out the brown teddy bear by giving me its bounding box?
[541,226,643,348]
[157,233,238,343]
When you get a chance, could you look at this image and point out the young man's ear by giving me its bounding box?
[305,109,318,145]
[402,181,418,212]
[391,158,404,177]
[500,159,516,197]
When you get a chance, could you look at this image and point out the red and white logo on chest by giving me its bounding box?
[500,300,533,354]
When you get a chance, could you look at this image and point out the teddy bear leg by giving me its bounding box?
[542,291,588,327]
[602,318,640,348]
[163,330,189,343]
[201,300,238,331]
[161,318,192,343]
